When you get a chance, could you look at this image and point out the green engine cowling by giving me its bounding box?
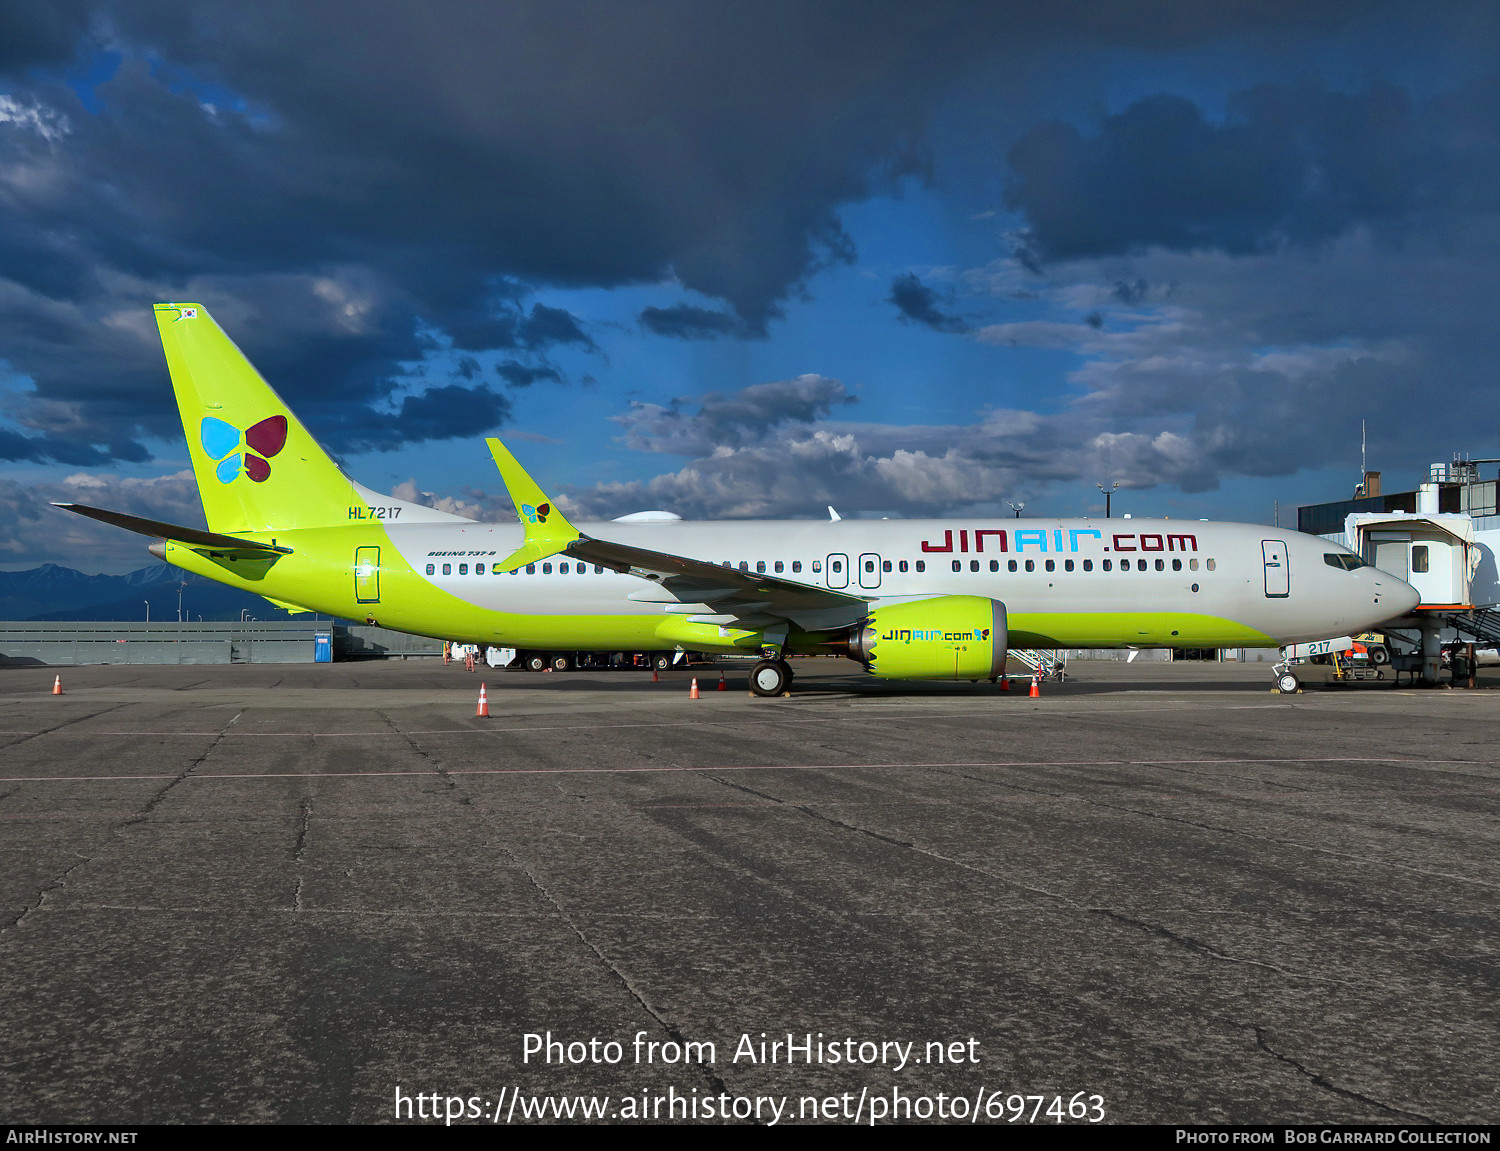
[847,595,1008,680]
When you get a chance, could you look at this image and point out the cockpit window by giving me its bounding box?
[1324,553,1366,571]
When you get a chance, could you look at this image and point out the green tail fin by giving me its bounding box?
[156,302,363,533]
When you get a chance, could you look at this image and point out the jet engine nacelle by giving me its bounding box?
[846,595,1008,680]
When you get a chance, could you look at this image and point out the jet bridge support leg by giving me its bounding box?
[1421,621,1443,686]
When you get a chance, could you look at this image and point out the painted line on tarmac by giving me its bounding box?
[3,755,1498,783]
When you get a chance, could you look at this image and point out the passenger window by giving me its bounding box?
[1171,558,1181,571]
[425,563,435,575]
[832,560,843,573]
[442,563,451,575]
[1025,560,1035,573]
[952,560,962,573]
[476,563,485,575]
[1155,559,1164,571]
[792,561,802,573]
[739,561,748,571]
[813,560,822,573]
[1137,559,1147,571]
[914,560,924,573]
[898,560,908,572]
[774,561,784,573]
[526,564,535,575]
[1102,559,1111,571]
[864,560,874,573]
[542,563,552,574]
[594,566,604,574]
[1008,560,1017,572]
[1412,545,1429,573]
[882,560,891,572]
[1189,558,1199,571]
[1206,559,1216,571]
[990,560,999,572]
[459,563,469,575]
[1045,559,1055,572]
[757,561,766,573]
[970,560,979,572]
[578,564,587,575]
[559,563,568,574]
[1064,559,1074,572]
[1083,559,1093,572]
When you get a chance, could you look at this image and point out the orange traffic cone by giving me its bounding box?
[1029,675,1040,698]
[476,683,489,718]
[651,668,659,683]
[999,676,1010,691]
[52,675,63,695]
[717,672,726,691]
[689,677,700,699]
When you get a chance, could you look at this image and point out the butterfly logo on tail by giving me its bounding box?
[200,415,288,483]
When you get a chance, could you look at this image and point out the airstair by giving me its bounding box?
[1009,648,1066,681]
[1448,606,1500,646]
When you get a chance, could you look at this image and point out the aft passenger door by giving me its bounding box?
[1261,540,1289,598]
[355,546,381,603]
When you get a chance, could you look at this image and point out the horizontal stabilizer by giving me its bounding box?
[53,503,293,555]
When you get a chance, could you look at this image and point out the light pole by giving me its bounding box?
[143,600,149,622]
[1097,481,1120,519]
[177,582,185,623]
[1006,500,1025,519]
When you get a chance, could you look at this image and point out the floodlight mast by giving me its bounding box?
[1097,481,1120,519]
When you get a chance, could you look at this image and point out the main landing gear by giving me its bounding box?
[749,658,794,698]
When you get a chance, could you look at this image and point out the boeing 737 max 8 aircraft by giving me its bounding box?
[57,304,1420,695]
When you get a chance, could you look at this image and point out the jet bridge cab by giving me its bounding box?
[1348,512,1476,610]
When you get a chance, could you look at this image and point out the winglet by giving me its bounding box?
[485,438,583,571]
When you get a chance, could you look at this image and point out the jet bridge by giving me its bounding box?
[1344,510,1495,684]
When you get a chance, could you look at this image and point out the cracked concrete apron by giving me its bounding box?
[0,660,1495,1123]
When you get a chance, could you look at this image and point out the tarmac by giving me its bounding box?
[1,657,1496,1125]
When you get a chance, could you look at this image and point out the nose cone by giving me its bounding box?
[1381,575,1421,617]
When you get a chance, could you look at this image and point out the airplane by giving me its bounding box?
[55,303,1421,696]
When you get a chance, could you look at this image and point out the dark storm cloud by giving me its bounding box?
[312,382,513,454]
[638,305,746,340]
[0,0,1379,464]
[888,272,970,332]
[1006,78,1500,263]
[494,362,561,388]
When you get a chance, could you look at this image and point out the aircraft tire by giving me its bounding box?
[749,659,790,698]
[1277,672,1300,694]
[653,654,672,672]
[526,654,546,672]
[550,654,572,673]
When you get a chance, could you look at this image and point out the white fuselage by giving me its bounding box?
[380,516,1419,648]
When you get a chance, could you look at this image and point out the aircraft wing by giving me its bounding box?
[53,503,293,557]
[485,438,868,633]
[566,535,869,632]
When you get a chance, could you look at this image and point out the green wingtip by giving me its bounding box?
[486,437,581,571]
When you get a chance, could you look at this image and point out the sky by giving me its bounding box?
[2,0,1499,572]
